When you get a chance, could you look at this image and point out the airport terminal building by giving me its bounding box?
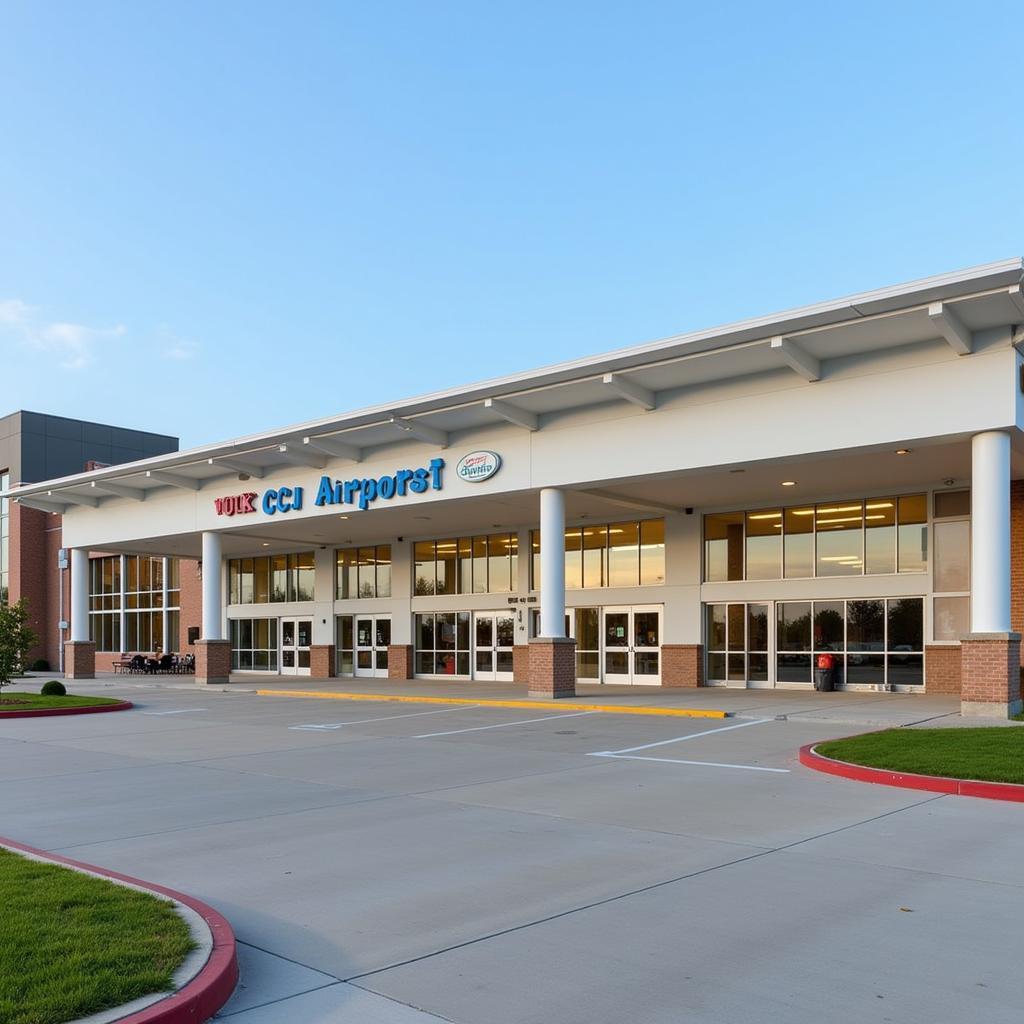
[8,260,1024,716]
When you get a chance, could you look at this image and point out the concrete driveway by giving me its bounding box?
[1,681,1020,1023]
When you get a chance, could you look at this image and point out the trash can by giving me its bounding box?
[814,652,835,692]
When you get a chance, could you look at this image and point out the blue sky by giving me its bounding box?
[1,1,1020,448]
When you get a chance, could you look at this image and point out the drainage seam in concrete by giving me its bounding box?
[341,792,948,984]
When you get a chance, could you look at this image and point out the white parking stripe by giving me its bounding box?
[414,710,599,738]
[141,708,209,716]
[593,717,772,756]
[288,705,480,731]
[589,751,789,773]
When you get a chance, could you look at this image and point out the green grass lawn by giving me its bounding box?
[0,849,195,1024]
[817,728,1024,785]
[0,692,123,711]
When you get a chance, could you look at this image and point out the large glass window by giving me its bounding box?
[414,534,518,595]
[229,617,278,671]
[414,612,471,676]
[532,519,665,590]
[704,494,928,581]
[89,555,121,652]
[932,490,970,641]
[336,545,391,599]
[745,511,782,580]
[704,512,744,582]
[229,552,316,604]
[707,598,924,687]
[124,555,172,653]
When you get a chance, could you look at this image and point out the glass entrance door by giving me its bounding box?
[355,615,390,678]
[603,606,662,685]
[473,612,515,681]
[281,618,312,676]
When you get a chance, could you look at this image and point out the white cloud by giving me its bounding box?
[0,299,126,370]
[156,325,199,361]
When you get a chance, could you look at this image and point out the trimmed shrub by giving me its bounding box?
[30,658,50,672]
[40,680,66,697]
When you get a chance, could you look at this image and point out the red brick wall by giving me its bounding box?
[8,503,53,666]
[960,635,1021,707]
[513,644,530,685]
[1011,480,1024,665]
[662,644,703,687]
[924,644,961,694]
[528,637,576,698]
[387,644,413,680]
[177,559,202,652]
[310,644,335,679]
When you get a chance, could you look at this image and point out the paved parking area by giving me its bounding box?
[1,682,1021,1023]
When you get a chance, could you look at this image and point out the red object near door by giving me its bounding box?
[816,653,835,670]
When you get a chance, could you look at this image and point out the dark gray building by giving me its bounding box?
[1,410,178,664]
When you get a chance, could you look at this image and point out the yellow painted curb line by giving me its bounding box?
[256,689,728,719]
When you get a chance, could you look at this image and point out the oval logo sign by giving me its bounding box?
[456,450,501,483]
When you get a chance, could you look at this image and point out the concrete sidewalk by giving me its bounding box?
[68,673,962,728]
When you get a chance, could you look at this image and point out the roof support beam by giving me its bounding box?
[278,444,327,469]
[90,481,146,501]
[927,301,973,355]
[146,470,201,491]
[484,397,539,431]
[1007,285,1024,321]
[601,373,655,410]
[770,336,821,382]
[209,457,266,479]
[388,416,448,448]
[16,497,67,514]
[54,490,99,508]
[581,488,683,515]
[303,436,362,462]
[208,456,268,479]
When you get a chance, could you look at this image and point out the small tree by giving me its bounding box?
[0,599,39,703]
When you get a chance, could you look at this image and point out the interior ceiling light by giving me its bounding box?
[781,480,796,487]
[895,448,911,455]
[339,514,349,520]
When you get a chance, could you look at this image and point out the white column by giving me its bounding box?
[202,531,224,640]
[70,548,91,642]
[539,488,566,637]
[161,556,170,651]
[971,431,1011,633]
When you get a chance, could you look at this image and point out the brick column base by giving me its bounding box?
[194,640,232,686]
[960,632,1022,718]
[64,641,96,680]
[662,644,703,687]
[528,637,576,699]
[388,644,413,680]
[513,645,530,686]
[309,645,335,680]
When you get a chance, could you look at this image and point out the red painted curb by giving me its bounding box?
[799,743,1024,803]
[0,837,238,1023]
[0,700,134,719]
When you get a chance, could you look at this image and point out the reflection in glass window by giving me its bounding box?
[229,617,278,671]
[229,553,317,604]
[414,611,470,677]
[783,507,814,578]
[608,522,640,588]
[415,534,518,595]
[705,494,929,582]
[531,519,665,590]
[933,596,969,641]
[745,510,782,580]
[336,545,392,599]
[933,520,969,593]
[815,501,864,576]
[864,498,896,575]
[897,494,928,573]
[704,513,744,582]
